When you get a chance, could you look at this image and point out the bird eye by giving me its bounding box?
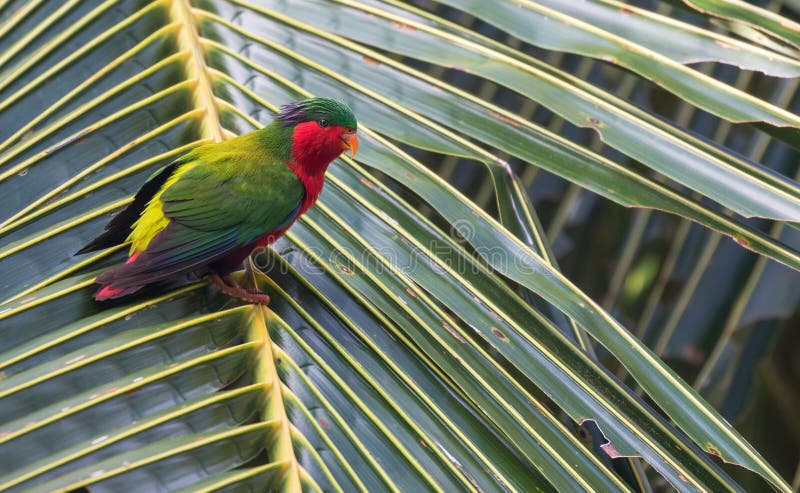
[318,119,330,128]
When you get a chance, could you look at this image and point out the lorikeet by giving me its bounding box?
[76,97,358,304]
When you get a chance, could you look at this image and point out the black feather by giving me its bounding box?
[74,161,183,255]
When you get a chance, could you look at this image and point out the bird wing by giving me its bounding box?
[96,152,305,288]
[74,158,188,255]
[160,159,304,242]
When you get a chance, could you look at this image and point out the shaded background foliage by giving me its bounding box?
[406,0,800,488]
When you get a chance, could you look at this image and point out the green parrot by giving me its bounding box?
[76,97,358,304]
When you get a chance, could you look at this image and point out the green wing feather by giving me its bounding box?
[161,151,304,242]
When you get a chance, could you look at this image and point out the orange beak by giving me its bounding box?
[341,130,359,157]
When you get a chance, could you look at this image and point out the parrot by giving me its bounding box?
[75,97,358,304]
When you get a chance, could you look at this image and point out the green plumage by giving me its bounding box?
[161,132,304,243]
[77,97,357,301]
[96,130,304,290]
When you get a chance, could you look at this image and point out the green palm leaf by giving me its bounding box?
[1,0,796,491]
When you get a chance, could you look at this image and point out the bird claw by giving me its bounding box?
[210,273,271,305]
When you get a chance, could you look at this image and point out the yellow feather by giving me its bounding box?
[127,162,197,254]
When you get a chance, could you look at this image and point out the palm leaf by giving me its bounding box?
[1,0,796,491]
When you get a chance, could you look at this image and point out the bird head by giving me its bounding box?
[276,98,358,172]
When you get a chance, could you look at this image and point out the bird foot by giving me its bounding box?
[210,273,271,305]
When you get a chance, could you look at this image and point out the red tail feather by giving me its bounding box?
[95,285,126,300]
